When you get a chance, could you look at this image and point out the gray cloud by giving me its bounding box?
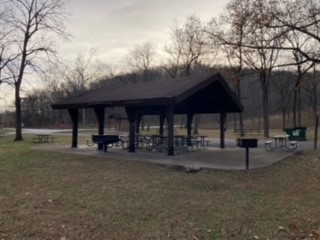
[60,0,225,65]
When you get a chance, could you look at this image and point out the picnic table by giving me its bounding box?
[33,134,54,143]
[144,135,208,152]
[265,134,297,151]
[192,135,208,149]
[272,134,290,148]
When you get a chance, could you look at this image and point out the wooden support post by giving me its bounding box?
[136,113,142,148]
[68,109,79,148]
[94,107,105,151]
[220,112,227,149]
[136,114,142,134]
[159,113,165,135]
[187,113,193,146]
[126,108,136,153]
[166,105,175,156]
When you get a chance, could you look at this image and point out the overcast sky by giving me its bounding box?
[1,0,226,109]
[62,0,226,65]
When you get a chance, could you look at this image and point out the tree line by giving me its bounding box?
[1,0,320,140]
[18,64,320,131]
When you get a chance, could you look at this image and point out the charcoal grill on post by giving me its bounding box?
[236,138,258,170]
[91,135,120,152]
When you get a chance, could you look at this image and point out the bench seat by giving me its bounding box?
[288,141,298,150]
[265,140,274,151]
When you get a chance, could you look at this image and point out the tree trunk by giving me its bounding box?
[312,67,318,119]
[14,30,28,141]
[298,88,302,126]
[235,83,244,136]
[262,91,270,138]
[15,83,23,141]
[281,93,286,129]
[143,70,148,82]
[293,88,297,127]
[260,71,270,138]
[282,110,286,129]
[186,63,191,77]
[293,66,302,128]
[313,83,318,119]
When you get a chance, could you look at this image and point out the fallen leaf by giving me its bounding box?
[312,228,320,236]
[288,223,299,230]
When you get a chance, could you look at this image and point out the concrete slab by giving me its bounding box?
[33,139,310,170]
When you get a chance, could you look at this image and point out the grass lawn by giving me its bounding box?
[0,135,319,239]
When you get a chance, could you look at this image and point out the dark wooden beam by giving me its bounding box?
[220,112,227,148]
[94,107,105,150]
[159,112,165,135]
[166,105,175,156]
[126,107,136,153]
[68,109,79,148]
[135,113,142,148]
[187,113,193,146]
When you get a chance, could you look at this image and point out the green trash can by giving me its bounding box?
[283,127,307,141]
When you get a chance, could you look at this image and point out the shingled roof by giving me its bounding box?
[52,73,243,114]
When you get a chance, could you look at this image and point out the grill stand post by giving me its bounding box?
[245,147,249,170]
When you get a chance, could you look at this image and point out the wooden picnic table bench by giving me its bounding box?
[265,134,298,151]
[33,134,54,143]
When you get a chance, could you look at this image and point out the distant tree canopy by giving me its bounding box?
[206,0,320,136]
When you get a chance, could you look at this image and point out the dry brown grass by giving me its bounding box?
[0,135,319,239]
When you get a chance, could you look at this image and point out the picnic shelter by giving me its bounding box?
[51,73,243,155]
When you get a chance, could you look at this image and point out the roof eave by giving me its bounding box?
[51,97,176,110]
[175,74,215,103]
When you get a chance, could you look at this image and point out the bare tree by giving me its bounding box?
[0,0,68,141]
[61,49,108,96]
[0,8,18,85]
[162,27,183,79]
[274,18,317,127]
[207,0,283,137]
[268,0,320,63]
[126,41,157,82]
[207,0,252,136]
[164,15,208,134]
[164,15,207,78]
[271,71,294,129]
[43,49,109,126]
[125,41,157,130]
[241,0,283,137]
[304,65,320,119]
